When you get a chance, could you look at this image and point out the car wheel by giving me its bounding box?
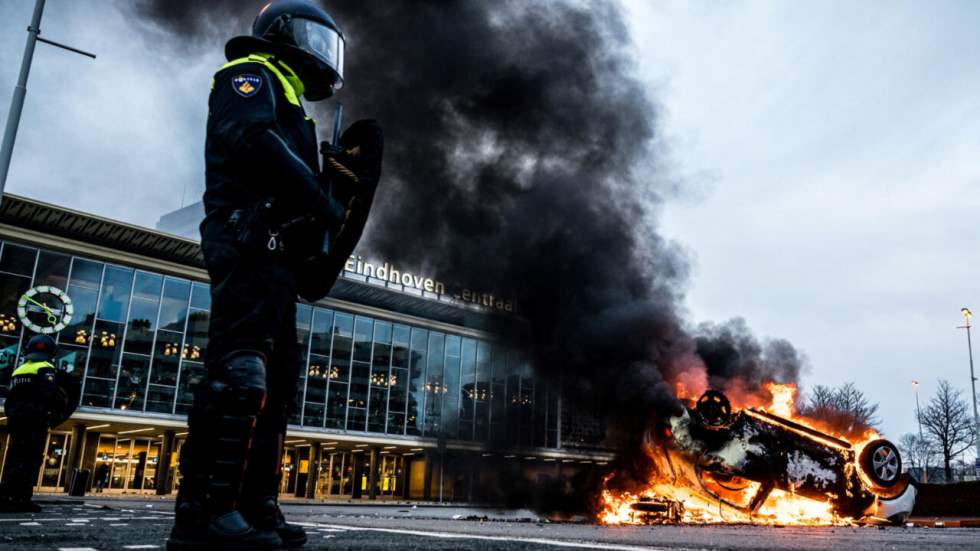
[860,439,902,488]
[696,390,732,428]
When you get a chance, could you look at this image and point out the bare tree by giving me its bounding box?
[918,380,976,481]
[801,382,879,436]
[898,432,934,479]
[806,385,837,410]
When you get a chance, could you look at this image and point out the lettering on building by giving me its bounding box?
[343,256,514,313]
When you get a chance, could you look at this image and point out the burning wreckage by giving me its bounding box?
[601,385,916,526]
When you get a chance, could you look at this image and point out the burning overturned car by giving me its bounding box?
[602,386,916,525]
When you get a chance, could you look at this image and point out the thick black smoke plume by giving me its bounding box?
[131,0,807,509]
[695,319,803,390]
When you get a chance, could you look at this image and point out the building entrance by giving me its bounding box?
[92,435,162,493]
[37,432,72,492]
[377,454,403,498]
[317,450,354,498]
[304,450,405,499]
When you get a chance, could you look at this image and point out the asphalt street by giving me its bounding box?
[0,497,977,550]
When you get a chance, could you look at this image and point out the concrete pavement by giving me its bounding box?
[0,497,977,550]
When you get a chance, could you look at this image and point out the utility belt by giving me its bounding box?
[224,198,331,263]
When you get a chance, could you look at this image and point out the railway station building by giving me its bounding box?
[0,194,610,500]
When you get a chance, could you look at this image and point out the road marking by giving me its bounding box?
[110,523,129,526]
[19,521,41,526]
[123,546,161,549]
[59,548,99,551]
[298,523,683,551]
[0,517,85,522]
[1,516,166,522]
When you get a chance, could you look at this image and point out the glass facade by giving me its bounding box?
[0,240,560,449]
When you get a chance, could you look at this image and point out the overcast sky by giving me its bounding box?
[622,0,980,444]
[1,1,978,444]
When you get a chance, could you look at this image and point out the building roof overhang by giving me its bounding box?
[0,193,512,332]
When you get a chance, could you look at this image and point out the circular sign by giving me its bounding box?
[17,285,74,335]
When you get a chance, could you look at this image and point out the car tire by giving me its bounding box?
[696,390,732,428]
[859,439,902,488]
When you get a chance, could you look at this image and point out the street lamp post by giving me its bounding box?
[912,380,927,482]
[0,0,95,201]
[958,308,980,477]
[912,380,923,438]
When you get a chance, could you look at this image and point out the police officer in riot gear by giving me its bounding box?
[168,1,382,549]
[0,335,77,513]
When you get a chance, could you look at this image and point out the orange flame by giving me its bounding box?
[764,382,795,418]
[599,381,883,526]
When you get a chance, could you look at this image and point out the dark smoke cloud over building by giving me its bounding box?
[130,0,807,500]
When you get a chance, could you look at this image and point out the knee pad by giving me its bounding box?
[210,352,268,415]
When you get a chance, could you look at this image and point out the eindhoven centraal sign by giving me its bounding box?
[344,255,515,313]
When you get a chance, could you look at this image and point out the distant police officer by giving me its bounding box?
[0,335,77,513]
[168,1,382,549]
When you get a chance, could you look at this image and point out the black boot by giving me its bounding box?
[243,497,307,548]
[167,500,281,551]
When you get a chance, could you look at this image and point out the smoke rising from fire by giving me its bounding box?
[130,0,808,503]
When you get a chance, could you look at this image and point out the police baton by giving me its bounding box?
[318,103,344,256]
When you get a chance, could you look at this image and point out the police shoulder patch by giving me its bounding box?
[231,73,263,98]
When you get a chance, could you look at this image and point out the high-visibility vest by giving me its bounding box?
[211,53,304,107]
[10,360,54,378]
[9,360,54,389]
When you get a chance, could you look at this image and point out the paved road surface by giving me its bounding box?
[0,498,977,550]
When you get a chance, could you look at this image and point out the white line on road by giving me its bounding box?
[0,517,87,522]
[297,522,689,551]
[19,521,41,526]
[110,523,129,526]
[1,515,166,523]
[123,545,161,549]
[59,548,99,551]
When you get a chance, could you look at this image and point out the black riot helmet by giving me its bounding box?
[24,334,57,362]
[226,0,345,101]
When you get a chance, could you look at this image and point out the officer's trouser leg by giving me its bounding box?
[241,298,298,501]
[240,298,307,547]
[178,353,267,513]
[170,239,289,550]
[0,416,48,501]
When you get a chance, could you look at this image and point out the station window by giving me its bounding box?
[0,239,568,448]
[0,243,37,276]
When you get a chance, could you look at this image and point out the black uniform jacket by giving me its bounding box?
[202,59,344,244]
[5,362,79,426]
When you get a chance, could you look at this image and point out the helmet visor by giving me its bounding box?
[292,18,345,90]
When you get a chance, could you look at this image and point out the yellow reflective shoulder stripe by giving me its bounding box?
[11,361,54,377]
[210,54,301,107]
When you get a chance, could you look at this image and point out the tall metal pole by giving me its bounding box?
[912,380,927,482]
[0,0,46,198]
[913,381,924,439]
[959,308,980,477]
